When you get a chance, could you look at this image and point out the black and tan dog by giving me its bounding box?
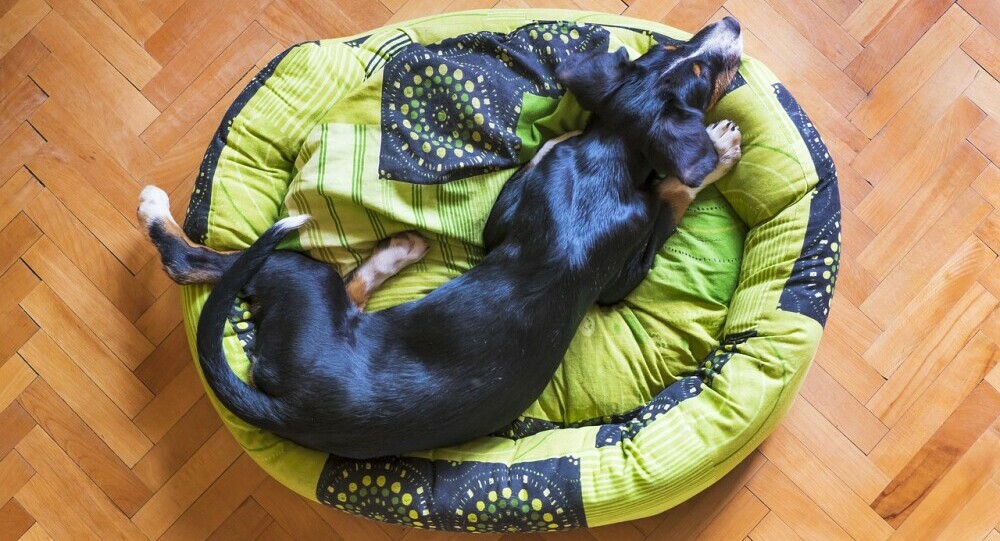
[138,17,744,459]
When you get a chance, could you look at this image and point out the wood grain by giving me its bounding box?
[2,1,1000,539]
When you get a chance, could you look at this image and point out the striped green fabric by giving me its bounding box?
[179,9,839,532]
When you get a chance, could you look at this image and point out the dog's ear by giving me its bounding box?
[646,107,718,188]
[556,48,630,111]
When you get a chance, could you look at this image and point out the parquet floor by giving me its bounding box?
[1,0,999,539]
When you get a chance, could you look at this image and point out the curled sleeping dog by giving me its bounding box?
[138,17,744,459]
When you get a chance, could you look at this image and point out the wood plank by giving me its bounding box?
[0,0,48,59]
[781,393,888,500]
[0,123,43,185]
[692,488,768,541]
[134,323,193,394]
[17,378,152,517]
[759,426,894,541]
[89,0,162,43]
[842,0,907,44]
[0,214,40,278]
[850,49,980,184]
[970,116,1000,166]
[0,449,33,507]
[15,426,146,540]
[853,96,985,233]
[960,0,1000,38]
[0,498,34,541]
[972,165,1000,210]
[872,382,1000,527]
[132,395,221,491]
[0,355,34,414]
[0,168,41,231]
[19,282,154,415]
[31,11,159,132]
[844,0,953,91]
[765,0,862,69]
[16,330,152,467]
[857,142,988,281]
[0,402,34,460]
[132,427,243,540]
[848,5,980,138]
[134,361,206,442]
[963,26,1000,82]
[206,497,273,541]
[14,475,98,540]
[252,477,345,541]
[863,238,996,378]
[22,237,155,370]
[870,332,1000,477]
[861,188,993,328]
[24,190,155,322]
[140,0,272,110]
[42,0,161,87]
[727,0,865,116]
[888,423,1000,540]
[141,22,275,155]
[0,77,44,144]
[748,512,803,541]
[812,329,885,404]
[159,453,269,541]
[747,462,853,541]
[26,138,154,273]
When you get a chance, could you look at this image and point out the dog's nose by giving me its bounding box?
[718,16,741,36]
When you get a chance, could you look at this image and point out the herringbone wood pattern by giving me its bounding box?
[1,0,999,539]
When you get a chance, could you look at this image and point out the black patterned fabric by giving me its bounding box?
[378,22,610,184]
[316,455,585,532]
[774,83,841,327]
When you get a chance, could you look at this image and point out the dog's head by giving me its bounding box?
[556,17,743,187]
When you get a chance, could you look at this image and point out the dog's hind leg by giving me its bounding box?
[138,186,240,284]
[345,231,430,309]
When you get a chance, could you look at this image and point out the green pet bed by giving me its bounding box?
[179,9,840,532]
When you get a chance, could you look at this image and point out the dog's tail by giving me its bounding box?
[195,215,310,431]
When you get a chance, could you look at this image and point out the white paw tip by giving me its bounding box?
[138,185,170,221]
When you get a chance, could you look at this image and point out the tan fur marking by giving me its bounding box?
[693,63,702,77]
[657,179,697,228]
[346,274,372,309]
[665,45,678,51]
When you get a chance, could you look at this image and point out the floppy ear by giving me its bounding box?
[556,48,630,111]
[646,108,719,187]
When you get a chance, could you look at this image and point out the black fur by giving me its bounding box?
[192,18,743,459]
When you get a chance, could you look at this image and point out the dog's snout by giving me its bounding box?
[718,16,741,36]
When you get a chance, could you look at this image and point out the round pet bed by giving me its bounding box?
[179,9,840,533]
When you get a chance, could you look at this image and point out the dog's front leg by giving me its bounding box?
[597,121,741,305]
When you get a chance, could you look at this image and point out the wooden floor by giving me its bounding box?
[1,0,999,539]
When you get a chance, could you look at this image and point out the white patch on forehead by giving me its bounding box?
[664,26,743,74]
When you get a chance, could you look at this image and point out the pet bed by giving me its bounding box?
[179,9,840,532]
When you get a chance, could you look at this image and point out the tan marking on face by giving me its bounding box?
[665,45,678,51]
[693,63,702,77]
[708,65,737,109]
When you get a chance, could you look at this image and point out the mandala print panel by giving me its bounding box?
[379,22,611,184]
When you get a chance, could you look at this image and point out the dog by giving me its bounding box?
[138,17,743,459]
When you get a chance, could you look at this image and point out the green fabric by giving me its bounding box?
[180,8,834,531]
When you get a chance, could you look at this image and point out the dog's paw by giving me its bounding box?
[138,185,171,226]
[373,231,430,274]
[707,120,742,169]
